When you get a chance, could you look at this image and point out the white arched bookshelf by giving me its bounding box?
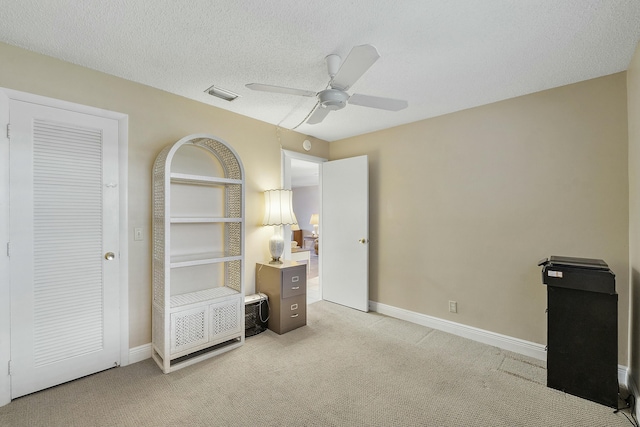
[152,134,245,373]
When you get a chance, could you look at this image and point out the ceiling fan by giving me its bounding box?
[246,44,408,125]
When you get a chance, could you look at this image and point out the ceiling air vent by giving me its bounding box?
[205,85,240,102]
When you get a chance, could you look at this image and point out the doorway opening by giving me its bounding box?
[281,150,326,305]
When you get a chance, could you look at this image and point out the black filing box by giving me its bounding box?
[539,256,618,408]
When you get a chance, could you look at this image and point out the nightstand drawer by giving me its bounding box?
[282,265,306,299]
[280,294,306,332]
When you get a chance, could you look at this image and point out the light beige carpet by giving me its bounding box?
[0,300,635,426]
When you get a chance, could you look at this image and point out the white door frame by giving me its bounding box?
[0,88,129,407]
[281,149,326,285]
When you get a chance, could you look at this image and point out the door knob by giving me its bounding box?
[104,252,116,260]
[359,238,367,244]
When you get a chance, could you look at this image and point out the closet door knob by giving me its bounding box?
[104,252,116,261]
[359,238,367,244]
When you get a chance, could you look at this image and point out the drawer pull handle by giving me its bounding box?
[291,304,298,310]
[291,286,300,290]
[291,313,299,318]
[292,276,299,283]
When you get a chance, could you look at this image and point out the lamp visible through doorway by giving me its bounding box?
[309,213,319,237]
[263,189,298,264]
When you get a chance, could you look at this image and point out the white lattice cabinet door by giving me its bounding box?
[210,297,243,341]
[170,306,209,354]
[152,134,245,373]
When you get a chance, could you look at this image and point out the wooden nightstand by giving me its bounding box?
[256,261,307,334]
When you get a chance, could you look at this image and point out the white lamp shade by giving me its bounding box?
[263,189,298,226]
[309,213,319,225]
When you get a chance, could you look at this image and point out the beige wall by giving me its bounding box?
[628,41,640,390]
[0,42,329,348]
[331,73,630,363]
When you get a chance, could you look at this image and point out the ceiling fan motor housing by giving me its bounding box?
[319,89,349,110]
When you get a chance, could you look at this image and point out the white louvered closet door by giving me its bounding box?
[9,99,120,398]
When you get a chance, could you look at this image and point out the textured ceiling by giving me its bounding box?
[2,1,640,141]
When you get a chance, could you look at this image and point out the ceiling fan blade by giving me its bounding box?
[245,83,316,97]
[348,93,408,111]
[306,104,331,125]
[330,44,380,91]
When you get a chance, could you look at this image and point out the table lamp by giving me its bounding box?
[309,213,319,237]
[263,189,298,264]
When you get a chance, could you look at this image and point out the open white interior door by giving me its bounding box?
[321,155,369,312]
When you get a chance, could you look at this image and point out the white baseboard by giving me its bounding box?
[619,366,630,392]
[370,301,547,360]
[370,300,630,390]
[128,343,152,365]
[627,372,639,420]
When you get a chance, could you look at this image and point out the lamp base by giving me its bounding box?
[268,231,284,265]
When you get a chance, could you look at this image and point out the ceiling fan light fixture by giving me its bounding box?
[205,85,240,102]
[318,89,348,110]
[325,54,341,79]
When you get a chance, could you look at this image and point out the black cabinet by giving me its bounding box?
[539,256,618,408]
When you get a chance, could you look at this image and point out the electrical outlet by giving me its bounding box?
[134,227,143,241]
[449,300,458,313]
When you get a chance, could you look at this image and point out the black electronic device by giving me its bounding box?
[539,256,618,408]
[244,293,269,337]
